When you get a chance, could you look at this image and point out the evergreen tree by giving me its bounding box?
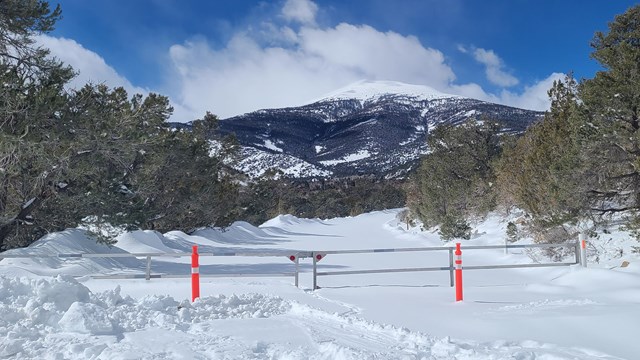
[0,1,241,248]
[439,215,472,241]
[238,175,406,225]
[505,222,519,243]
[0,0,74,248]
[579,4,640,215]
[128,112,240,232]
[496,74,588,226]
[494,5,640,241]
[409,119,501,230]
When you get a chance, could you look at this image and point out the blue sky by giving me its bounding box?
[43,0,638,121]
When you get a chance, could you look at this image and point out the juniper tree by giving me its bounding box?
[409,119,501,231]
[0,1,241,249]
[496,74,588,227]
[494,5,640,241]
[579,4,640,215]
[0,0,74,248]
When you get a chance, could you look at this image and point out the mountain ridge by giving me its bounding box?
[175,81,545,178]
[306,80,461,108]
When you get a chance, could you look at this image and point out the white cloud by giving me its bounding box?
[281,0,318,25]
[446,72,564,111]
[299,24,455,87]
[36,0,560,121]
[36,35,148,97]
[472,48,519,87]
[168,34,356,121]
[498,72,564,111]
[167,20,456,120]
[447,82,500,103]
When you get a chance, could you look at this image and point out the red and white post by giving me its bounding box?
[455,242,463,302]
[191,245,200,302]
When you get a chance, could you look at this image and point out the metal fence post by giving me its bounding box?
[574,241,580,265]
[312,252,318,290]
[294,255,299,288]
[448,248,454,287]
[145,256,151,280]
[579,233,587,268]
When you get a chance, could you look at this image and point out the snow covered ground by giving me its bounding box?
[1,209,639,359]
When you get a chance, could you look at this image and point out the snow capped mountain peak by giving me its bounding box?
[310,80,461,104]
[215,79,542,178]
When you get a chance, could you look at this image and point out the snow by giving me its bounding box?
[234,146,332,178]
[22,198,35,209]
[0,210,638,359]
[463,109,478,117]
[261,139,283,153]
[58,301,114,335]
[319,150,372,166]
[310,80,462,105]
[212,141,330,179]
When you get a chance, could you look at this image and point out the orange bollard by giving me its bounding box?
[191,245,200,302]
[455,243,463,302]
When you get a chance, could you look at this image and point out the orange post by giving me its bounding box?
[455,243,463,302]
[191,245,200,302]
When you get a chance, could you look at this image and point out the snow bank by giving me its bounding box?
[115,230,180,254]
[261,214,331,228]
[0,230,143,277]
[0,276,618,360]
[7,229,115,256]
[0,209,637,358]
[0,276,292,359]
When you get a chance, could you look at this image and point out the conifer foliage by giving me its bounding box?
[499,5,640,223]
[0,1,238,249]
[408,120,501,237]
[4,1,640,249]
[579,5,640,216]
[495,74,587,226]
[410,4,640,239]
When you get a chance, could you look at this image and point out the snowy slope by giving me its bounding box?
[214,80,543,178]
[234,145,332,178]
[311,79,461,105]
[1,210,639,359]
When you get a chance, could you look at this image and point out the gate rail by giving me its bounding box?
[311,242,581,289]
[0,250,313,283]
[0,242,582,290]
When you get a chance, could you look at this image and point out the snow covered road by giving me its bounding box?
[1,210,638,359]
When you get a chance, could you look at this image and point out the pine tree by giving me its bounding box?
[579,4,640,215]
[409,119,501,229]
[0,0,74,248]
[496,74,587,226]
[0,2,241,248]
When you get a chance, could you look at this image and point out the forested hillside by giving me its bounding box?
[408,5,640,248]
[3,0,640,252]
[0,1,239,249]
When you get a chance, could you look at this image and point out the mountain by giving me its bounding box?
[212,80,544,178]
